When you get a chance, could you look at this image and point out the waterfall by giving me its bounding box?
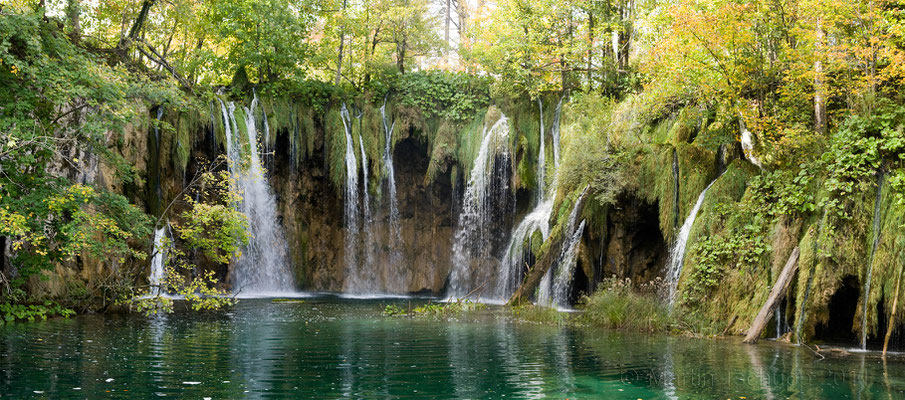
[380,97,401,241]
[149,221,170,296]
[536,99,546,202]
[551,97,563,167]
[218,96,294,294]
[448,115,511,298]
[860,171,886,349]
[495,199,553,298]
[551,220,587,308]
[775,306,783,339]
[537,187,589,308]
[739,118,762,168]
[356,127,377,290]
[667,174,722,304]
[537,269,552,307]
[260,98,273,170]
[494,98,565,300]
[358,133,370,225]
[716,143,728,175]
[340,103,363,292]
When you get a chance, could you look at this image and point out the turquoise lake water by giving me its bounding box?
[1,295,904,399]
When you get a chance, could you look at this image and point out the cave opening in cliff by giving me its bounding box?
[601,195,667,286]
[814,275,860,345]
[569,256,590,305]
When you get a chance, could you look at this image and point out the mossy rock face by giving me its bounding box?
[529,230,544,256]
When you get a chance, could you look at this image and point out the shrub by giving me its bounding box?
[576,277,671,332]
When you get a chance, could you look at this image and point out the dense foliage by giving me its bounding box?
[4,0,905,349]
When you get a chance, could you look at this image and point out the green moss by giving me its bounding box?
[858,181,905,340]
[324,106,347,192]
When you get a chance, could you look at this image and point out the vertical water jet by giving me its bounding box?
[219,96,294,294]
[739,118,762,168]
[340,103,362,292]
[380,97,401,241]
[149,221,170,296]
[666,173,723,304]
[449,114,511,298]
[550,220,587,308]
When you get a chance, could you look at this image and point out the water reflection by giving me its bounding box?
[2,298,905,398]
[495,322,544,398]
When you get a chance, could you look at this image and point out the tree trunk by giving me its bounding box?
[396,37,407,73]
[335,0,348,87]
[457,1,468,48]
[67,0,81,42]
[744,247,800,343]
[123,0,156,47]
[508,234,566,306]
[814,19,826,135]
[445,0,451,55]
[586,12,594,90]
[36,0,47,20]
[617,0,633,72]
[364,28,381,86]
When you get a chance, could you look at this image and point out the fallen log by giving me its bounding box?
[507,232,566,306]
[744,247,800,344]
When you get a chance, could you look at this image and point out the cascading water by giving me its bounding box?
[495,201,553,299]
[536,99,546,201]
[340,103,363,292]
[219,96,294,294]
[550,97,562,165]
[448,115,511,298]
[358,133,370,225]
[550,220,587,308]
[149,221,170,296]
[537,269,553,306]
[775,305,784,339]
[494,98,564,300]
[380,97,401,241]
[357,127,376,289]
[860,171,886,349]
[666,174,723,304]
[260,98,273,170]
[537,186,589,308]
[739,118,762,168]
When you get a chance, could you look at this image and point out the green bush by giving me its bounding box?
[394,71,491,122]
[0,301,74,324]
[409,299,485,318]
[383,304,406,316]
[509,304,567,325]
[576,277,671,332]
